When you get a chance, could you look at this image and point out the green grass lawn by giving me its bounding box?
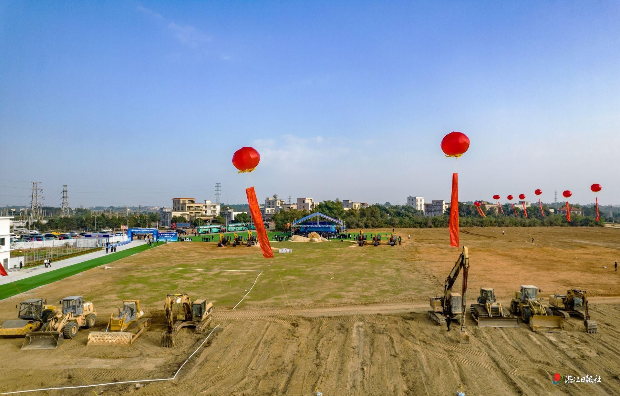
[0,243,160,301]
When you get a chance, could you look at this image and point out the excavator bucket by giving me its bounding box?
[476,317,520,328]
[161,331,174,348]
[459,329,470,344]
[530,315,564,332]
[585,320,597,334]
[22,331,63,350]
[88,331,133,346]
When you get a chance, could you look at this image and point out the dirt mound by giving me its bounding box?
[290,233,328,243]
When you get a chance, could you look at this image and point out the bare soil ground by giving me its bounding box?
[0,227,619,395]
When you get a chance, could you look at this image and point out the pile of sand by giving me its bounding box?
[290,232,328,243]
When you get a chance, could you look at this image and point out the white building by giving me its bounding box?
[222,207,246,224]
[0,217,12,273]
[159,207,172,228]
[407,196,425,212]
[424,200,449,217]
[342,200,361,211]
[171,198,220,223]
[297,198,318,212]
[264,195,287,218]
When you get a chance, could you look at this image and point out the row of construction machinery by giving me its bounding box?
[218,231,257,247]
[429,247,596,343]
[1,293,214,349]
[357,230,397,247]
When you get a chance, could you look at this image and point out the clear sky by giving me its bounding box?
[1,1,618,208]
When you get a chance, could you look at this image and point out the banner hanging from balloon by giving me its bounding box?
[507,195,517,216]
[535,189,544,216]
[493,195,504,214]
[591,184,602,222]
[233,147,273,259]
[474,202,486,217]
[519,194,528,218]
[563,190,572,222]
[441,131,470,247]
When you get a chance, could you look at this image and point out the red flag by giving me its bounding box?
[566,201,571,222]
[522,202,528,218]
[539,198,544,217]
[596,197,599,221]
[449,173,459,247]
[246,187,273,258]
[0,263,7,276]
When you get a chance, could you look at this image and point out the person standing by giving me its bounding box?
[19,261,23,270]
[106,245,109,254]
[446,316,452,332]
[615,261,618,272]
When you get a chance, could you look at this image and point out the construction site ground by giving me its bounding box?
[0,227,619,395]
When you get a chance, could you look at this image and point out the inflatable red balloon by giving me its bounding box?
[441,132,470,158]
[591,184,602,221]
[506,195,517,215]
[232,147,260,173]
[507,195,513,201]
[493,195,503,214]
[563,190,572,198]
[474,201,481,207]
[493,195,500,200]
[518,194,528,217]
[519,194,526,200]
[534,189,544,216]
[562,190,572,222]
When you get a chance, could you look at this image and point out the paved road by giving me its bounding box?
[0,240,145,286]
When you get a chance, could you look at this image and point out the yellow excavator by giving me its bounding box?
[87,300,151,345]
[246,230,256,246]
[428,246,470,343]
[510,286,563,331]
[470,288,519,327]
[161,293,213,347]
[0,299,56,337]
[23,296,97,350]
[549,289,597,333]
[217,233,230,247]
[357,230,367,246]
[231,233,243,247]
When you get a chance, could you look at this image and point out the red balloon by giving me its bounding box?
[441,132,470,157]
[519,194,526,200]
[591,184,602,193]
[563,190,572,198]
[232,147,260,173]
[535,189,542,196]
[474,201,481,207]
[507,195,513,201]
[493,195,500,200]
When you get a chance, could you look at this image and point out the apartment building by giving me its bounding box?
[407,196,425,212]
[424,200,449,217]
[342,200,361,210]
[171,198,221,223]
[297,198,318,212]
[0,217,11,273]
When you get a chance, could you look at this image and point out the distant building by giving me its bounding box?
[281,203,297,211]
[264,194,287,219]
[557,206,583,216]
[159,207,172,228]
[407,196,425,212]
[297,198,318,212]
[517,201,531,208]
[342,200,361,211]
[171,197,220,223]
[222,207,245,223]
[0,217,11,272]
[424,200,449,217]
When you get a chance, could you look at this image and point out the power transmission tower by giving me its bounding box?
[288,196,292,205]
[61,185,69,217]
[215,183,222,204]
[554,190,558,207]
[30,182,44,221]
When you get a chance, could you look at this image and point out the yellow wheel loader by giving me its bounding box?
[23,296,96,350]
[428,246,470,343]
[161,293,213,347]
[87,300,151,345]
[0,299,56,337]
[510,286,563,332]
[470,288,519,327]
[549,289,597,333]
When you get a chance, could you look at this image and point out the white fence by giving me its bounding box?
[12,235,129,250]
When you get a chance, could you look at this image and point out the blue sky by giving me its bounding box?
[1,1,618,207]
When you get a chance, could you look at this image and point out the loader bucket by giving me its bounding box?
[530,315,564,332]
[477,317,520,328]
[459,329,470,344]
[87,331,133,346]
[22,331,63,350]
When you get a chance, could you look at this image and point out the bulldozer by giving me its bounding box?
[217,233,230,247]
[0,299,56,337]
[510,285,563,332]
[161,293,213,347]
[87,300,151,345]
[428,246,470,343]
[470,288,519,327]
[23,296,96,350]
[549,289,597,333]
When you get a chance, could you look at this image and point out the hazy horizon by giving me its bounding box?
[1,2,618,207]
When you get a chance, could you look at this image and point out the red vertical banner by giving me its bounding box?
[246,187,274,258]
[0,263,7,276]
[596,197,599,221]
[566,201,571,222]
[497,202,504,214]
[522,202,528,218]
[449,173,459,247]
[539,199,544,217]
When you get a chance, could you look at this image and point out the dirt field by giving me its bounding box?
[0,227,619,395]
